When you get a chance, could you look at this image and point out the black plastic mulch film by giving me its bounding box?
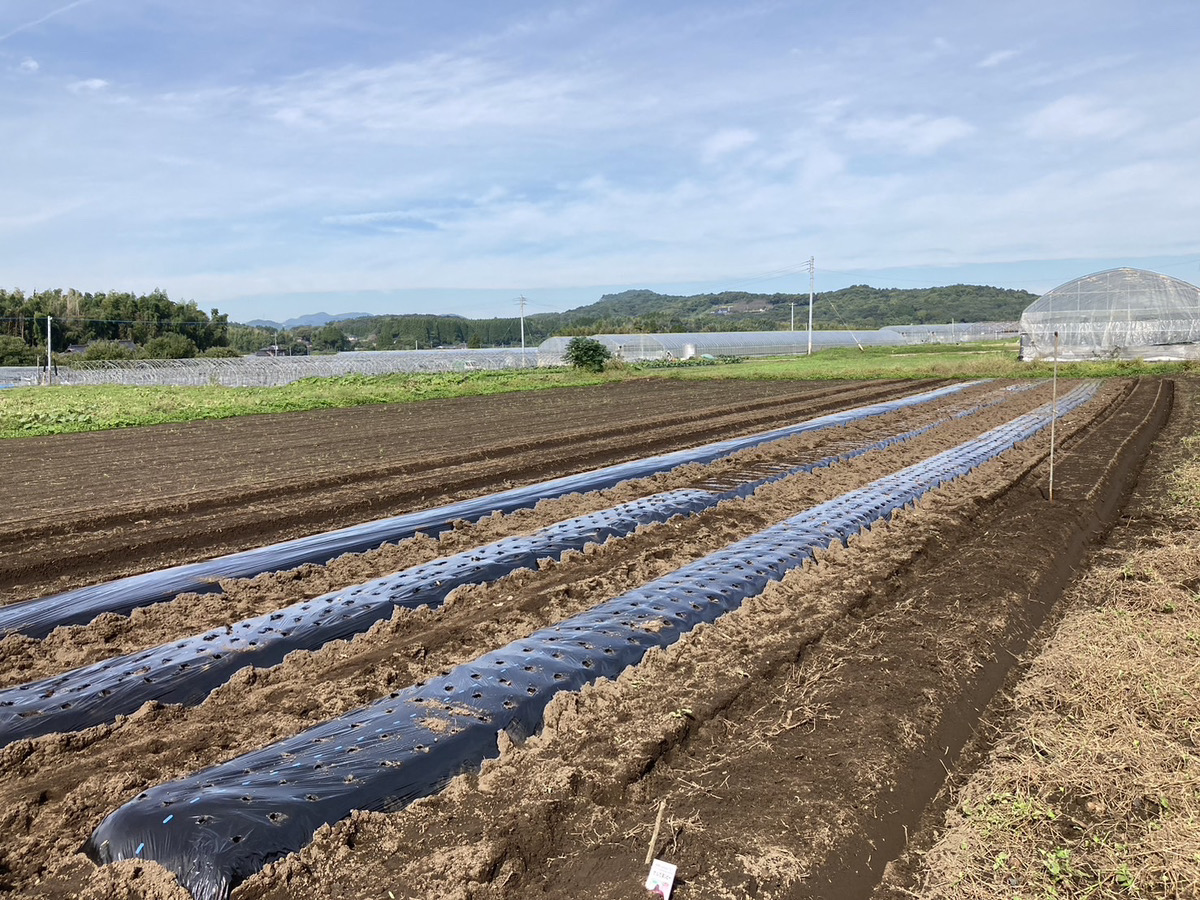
[0,490,715,744]
[85,383,1096,900]
[0,383,974,640]
[0,383,1034,747]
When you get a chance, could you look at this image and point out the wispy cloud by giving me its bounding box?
[248,54,597,137]
[0,0,93,44]
[0,0,1197,321]
[978,48,1020,68]
[321,210,440,232]
[843,114,975,155]
[1023,94,1138,141]
[67,77,108,93]
[700,128,758,163]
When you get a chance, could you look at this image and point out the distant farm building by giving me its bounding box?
[1019,268,1200,361]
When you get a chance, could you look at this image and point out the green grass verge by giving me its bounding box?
[2,343,1195,439]
[659,344,1197,382]
[0,369,622,438]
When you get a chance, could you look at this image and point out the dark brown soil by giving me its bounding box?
[873,375,1200,900]
[0,378,933,606]
[0,375,1176,900]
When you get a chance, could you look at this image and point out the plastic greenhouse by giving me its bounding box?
[539,330,899,363]
[1019,268,1200,361]
[538,325,1012,363]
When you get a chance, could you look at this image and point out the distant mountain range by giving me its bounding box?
[245,311,373,330]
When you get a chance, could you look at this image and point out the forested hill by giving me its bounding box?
[297,283,1036,350]
[562,284,1035,332]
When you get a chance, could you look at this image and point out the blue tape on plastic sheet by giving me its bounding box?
[84,383,1095,900]
[0,383,976,639]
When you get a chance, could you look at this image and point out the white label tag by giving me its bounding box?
[645,858,678,899]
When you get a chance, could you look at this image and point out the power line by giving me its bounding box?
[0,315,227,327]
[1151,256,1200,272]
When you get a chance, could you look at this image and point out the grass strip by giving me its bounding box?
[2,343,1196,438]
[0,369,616,438]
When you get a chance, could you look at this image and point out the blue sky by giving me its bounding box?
[2,0,1199,323]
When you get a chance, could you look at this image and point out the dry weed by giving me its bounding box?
[922,444,1200,899]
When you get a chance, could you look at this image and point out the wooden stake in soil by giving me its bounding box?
[1049,329,1059,502]
[645,799,667,865]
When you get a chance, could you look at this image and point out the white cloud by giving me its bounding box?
[245,55,596,137]
[68,77,109,93]
[843,114,974,155]
[699,128,758,163]
[978,48,1020,68]
[1024,94,1137,141]
[1021,54,1134,89]
[320,210,438,231]
[19,58,39,73]
[1,1,1198,322]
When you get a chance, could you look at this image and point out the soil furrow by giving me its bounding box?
[0,379,929,605]
[0,381,1031,687]
[0,378,1118,899]
[0,375,1176,900]
[224,379,1138,900]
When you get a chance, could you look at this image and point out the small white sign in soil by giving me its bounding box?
[645,858,677,898]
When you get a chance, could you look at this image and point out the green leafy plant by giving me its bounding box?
[563,336,612,372]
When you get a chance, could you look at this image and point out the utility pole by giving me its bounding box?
[807,256,815,356]
[518,295,527,367]
[45,315,52,385]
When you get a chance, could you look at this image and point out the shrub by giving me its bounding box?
[312,325,350,352]
[142,333,198,359]
[80,341,137,361]
[602,357,628,373]
[0,336,35,365]
[564,337,612,372]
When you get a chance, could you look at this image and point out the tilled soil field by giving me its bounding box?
[0,378,941,606]
[0,375,1175,900]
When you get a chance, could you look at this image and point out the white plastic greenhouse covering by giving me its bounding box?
[540,331,896,361]
[0,366,36,388]
[1019,268,1200,362]
[52,349,540,388]
[538,326,1008,362]
[9,322,1017,388]
[885,322,1018,343]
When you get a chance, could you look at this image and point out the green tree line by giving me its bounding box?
[334,314,552,350]
[0,282,1033,366]
[0,287,231,364]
